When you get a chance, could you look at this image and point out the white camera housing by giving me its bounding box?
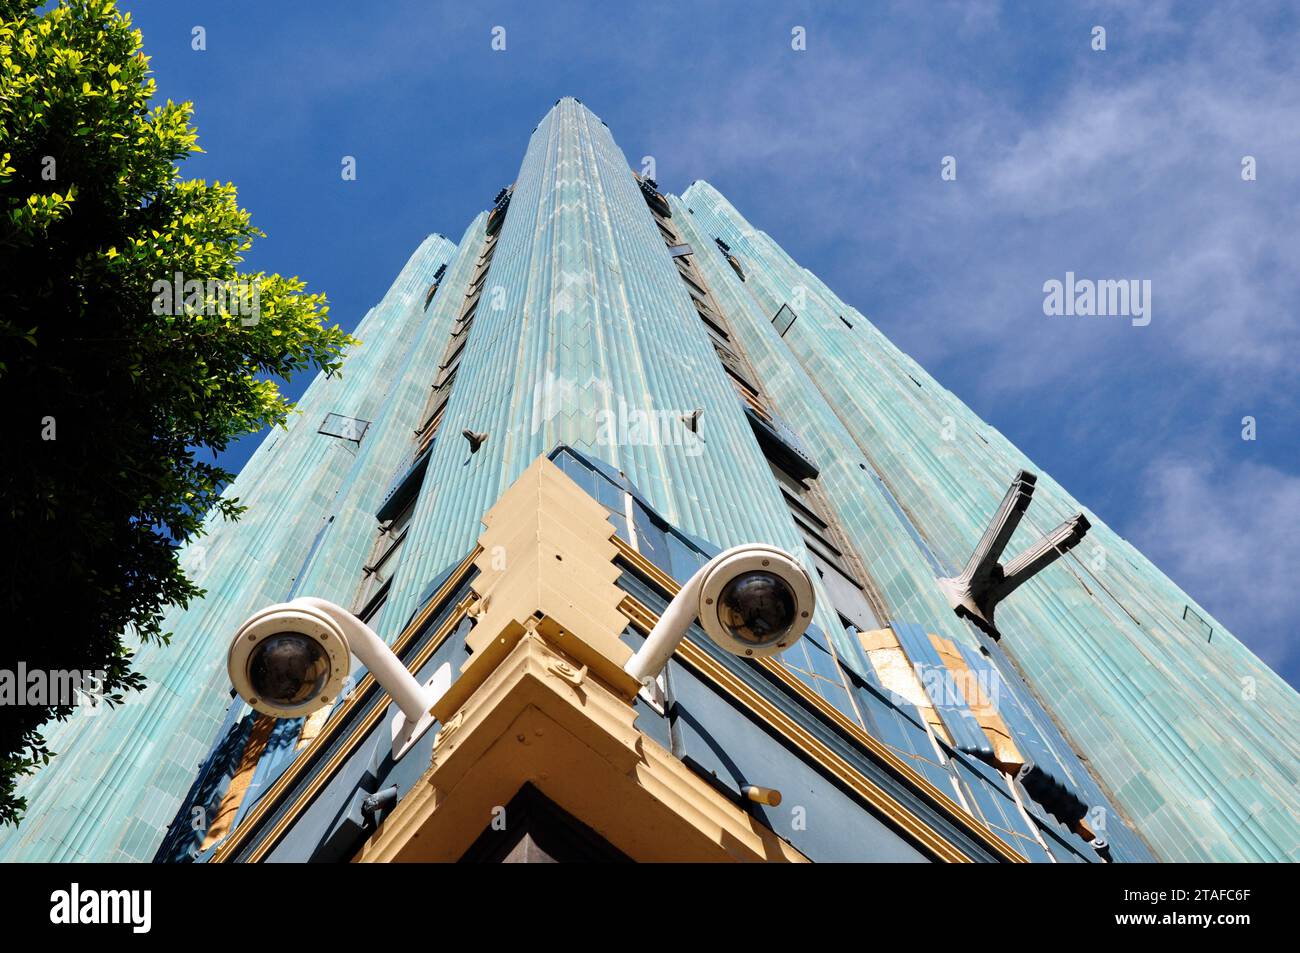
[227,597,448,760]
[228,601,351,720]
[624,544,815,689]
[696,546,814,658]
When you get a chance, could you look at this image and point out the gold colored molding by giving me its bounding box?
[434,456,641,722]
[357,631,808,863]
[201,714,275,852]
[215,456,637,862]
[210,454,1022,863]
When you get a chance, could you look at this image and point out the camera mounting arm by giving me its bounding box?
[937,471,1091,636]
[227,597,447,760]
[624,552,714,685]
[624,544,814,685]
[289,598,433,724]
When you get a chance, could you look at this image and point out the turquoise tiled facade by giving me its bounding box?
[676,180,1299,861]
[0,234,456,861]
[383,101,817,640]
[6,99,1296,862]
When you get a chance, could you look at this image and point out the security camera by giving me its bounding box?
[227,597,448,759]
[624,544,814,686]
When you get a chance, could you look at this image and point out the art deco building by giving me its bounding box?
[5,99,1297,863]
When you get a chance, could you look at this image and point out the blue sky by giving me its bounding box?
[120,1,1299,688]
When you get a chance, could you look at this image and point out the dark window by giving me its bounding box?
[459,297,480,327]
[439,337,467,376]
[713,341,761,395]
[319,413,370,443]
[356,497,415,618]
[1183,605,1213,642]
[814,555,878,633]
[677,271,709,299]
[467,270,488,298]
[357,578,391,628]
[773,304,798,336]
[638,178,671,217]
[698,310,732,344]
[761,450,877,631]
[424,388,452,430]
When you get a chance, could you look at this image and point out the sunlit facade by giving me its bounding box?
[7,99,1296,863]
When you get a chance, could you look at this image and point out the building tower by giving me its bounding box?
[6,99,1297,863]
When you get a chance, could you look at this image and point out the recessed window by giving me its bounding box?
[356,498,414,618]
[773,304,798,337]
[1183,605,1213,642]
[712,340,760,394]
[319,413,370,443]
[439,337,467,376]
[698,310,731,343]
[357,579,391,630]
[467,267,489,295]
[668,243,693,258]
[366,525,408,581]
[453,300,477,333]
[677,270,709,299]
[763,454,875,630]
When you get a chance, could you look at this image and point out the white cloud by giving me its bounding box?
[657,2,1300,394]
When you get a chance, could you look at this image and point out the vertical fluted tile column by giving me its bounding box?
[385,101,805,632]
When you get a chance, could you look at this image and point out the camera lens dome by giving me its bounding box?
[248,632,330,707]
[716,570,797,648]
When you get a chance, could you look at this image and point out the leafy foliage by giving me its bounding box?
[0,0,353,824]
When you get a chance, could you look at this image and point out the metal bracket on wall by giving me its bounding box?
[391,662,453,760]
[937,470,1090,637]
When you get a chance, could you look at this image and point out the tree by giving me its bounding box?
[0,0,354,824]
